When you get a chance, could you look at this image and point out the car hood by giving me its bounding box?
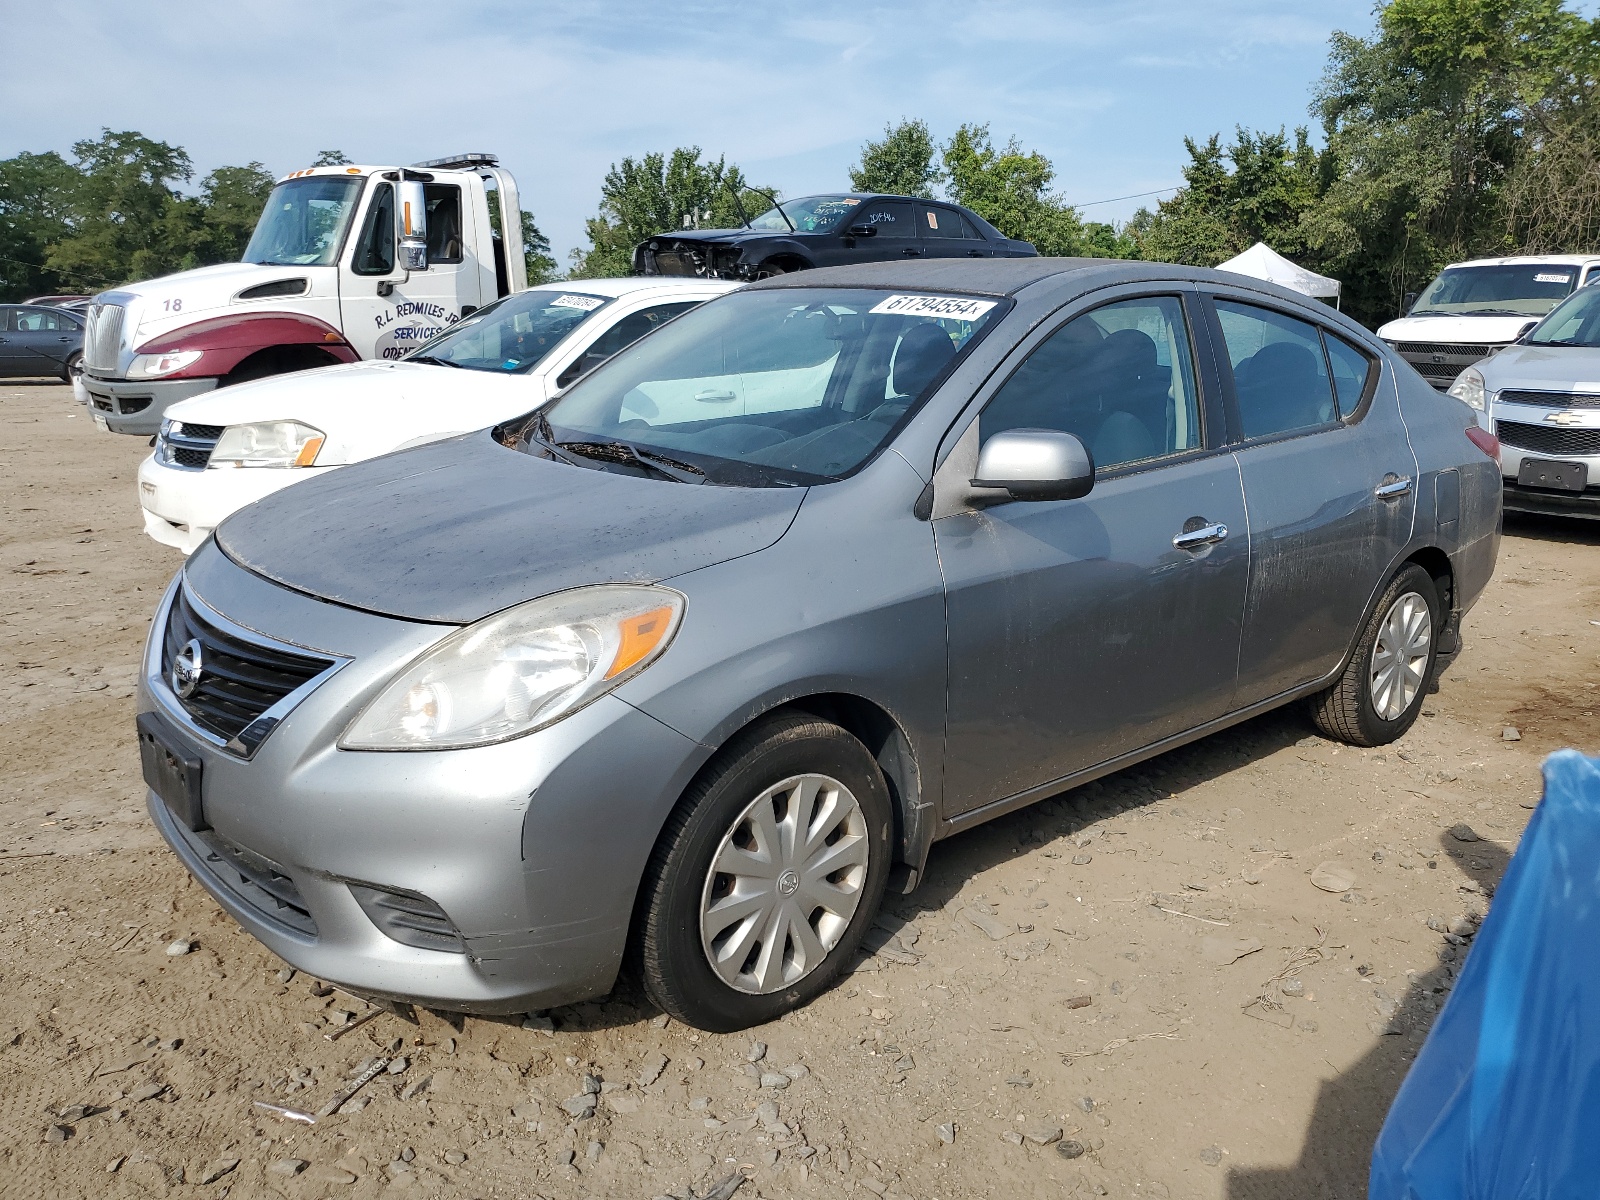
[653,228,783,246]
[214,432,806,624]
[1377,314,1538,345]
[1480,344,1600,391]
[165,360,543,462]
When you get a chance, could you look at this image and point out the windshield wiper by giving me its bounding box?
[408,354,465,369]
[1532,338,1594,347]
[523,411,589,468]
[557,440,706,484]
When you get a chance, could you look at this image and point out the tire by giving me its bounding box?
[61,351,82,384]
[1310,564,1439,747]
[752,261,790,280]
[637,713,894,1031]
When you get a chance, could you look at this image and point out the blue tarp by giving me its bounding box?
[1371,750,1600,1198]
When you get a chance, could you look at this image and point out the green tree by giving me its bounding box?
[850,119,940,197]
[487,189,559,284]
[189,163,276,263]
[0,150,80,300]
[570,147,772,278]
[312,150,352,166]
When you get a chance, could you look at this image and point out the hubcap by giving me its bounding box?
[700,773,870,995]
[1369,591,1431,721]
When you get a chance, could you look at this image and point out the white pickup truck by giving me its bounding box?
[82,153,528,434]
[1378,254,1600,389]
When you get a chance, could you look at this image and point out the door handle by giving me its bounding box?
[1173,521,1229,550]
[1374,475,1413,501]
[968,250,986,257]
[694,389,737,402]
[902,247,921,256]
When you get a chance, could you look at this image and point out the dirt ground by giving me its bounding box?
[2,379,1597,1200]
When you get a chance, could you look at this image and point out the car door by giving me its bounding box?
[3,307,73,374]
[0,308,20,376]
[918,204,992,261]
[1203,293,1418,705]
[340,181,481,360]
[934,289,1249,815]
[551,299,706,391]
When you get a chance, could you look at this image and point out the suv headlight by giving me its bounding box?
[127,350,203,379]
[341,585,685,750]
[1447,367,1486,410]
[209,420,325,468]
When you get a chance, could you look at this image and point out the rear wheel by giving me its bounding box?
[637,713,893,1031]
[1310,564,1438,746]
[61,350,82,384]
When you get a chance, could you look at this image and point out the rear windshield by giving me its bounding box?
[520,287,1005,486]
[1411,264,1580,317]
[407,291,610,373]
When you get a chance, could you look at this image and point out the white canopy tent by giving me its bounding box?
[1216,242,1342,307]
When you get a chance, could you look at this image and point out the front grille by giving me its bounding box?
[159,421,225,470]
[1411,358,1466,379]
[1395,342,1495,357]
[1497,420,1600,457]
[349,885,465,953]
[170,818,317,936]
[84,303,124,372]
[161,589,333,747]
[1499,389,1600,410]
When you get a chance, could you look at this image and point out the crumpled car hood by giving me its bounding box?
[215,432,805,624]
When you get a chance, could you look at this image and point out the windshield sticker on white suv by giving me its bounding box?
[551,294,606,311]
[869,295,998,320]
[1535,273,1573,284]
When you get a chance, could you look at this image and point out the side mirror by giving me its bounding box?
[397,178,428,271]
[972,428,1094,501]
[848,224,878,238]
[1513,319,1539,343]
[1402,291,1418,315]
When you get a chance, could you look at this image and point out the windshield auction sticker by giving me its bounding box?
[870,295,997,320]
[551,294,606,311]
[1534,273,1573,284]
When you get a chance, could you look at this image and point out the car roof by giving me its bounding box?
[1443,254,1600,269]
[525,277,738,298]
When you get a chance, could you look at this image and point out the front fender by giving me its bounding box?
[134,312,359,379]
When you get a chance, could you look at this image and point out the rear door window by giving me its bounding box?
[920,205,976,239]
[1214,301,1337,439]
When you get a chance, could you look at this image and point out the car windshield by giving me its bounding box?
[522,287,1005,486]
[1526,283,1600,347]
[748,195,863,233]
[243,176,365,267]
[407,291,612,372]
[1411,263,1580,317]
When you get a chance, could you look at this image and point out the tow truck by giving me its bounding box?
[81,153,528,434]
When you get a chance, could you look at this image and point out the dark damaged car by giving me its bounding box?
[633,193,1036,281]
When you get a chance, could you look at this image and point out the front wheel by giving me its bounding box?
[637,713,893,1031]
[1310,563,1439,747]
[752,261,790,280]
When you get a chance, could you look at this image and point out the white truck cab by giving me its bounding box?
[1378,254,1600,389]
[82,153,527,434]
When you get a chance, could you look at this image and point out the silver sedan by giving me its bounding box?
[138,260,1500,1031]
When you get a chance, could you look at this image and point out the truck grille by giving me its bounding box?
[158,421,225,471]
[161,588,334,752]
[1497,420,1600,458]
[1498,389,1600,410]
[169,819,317,937]
[1391,341,1498,387]
[84,303,125,372]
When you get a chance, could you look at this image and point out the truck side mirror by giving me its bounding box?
[972,428,1095,501]
[1402,291,1418,315]
[398,179,429,271]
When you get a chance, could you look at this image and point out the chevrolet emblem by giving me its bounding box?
[1545,411,1586,426]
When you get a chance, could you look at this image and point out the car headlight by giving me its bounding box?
[1447,367,1486,410]
[209,420,325,468]
[127,350,203,379]
[341,585,685,750]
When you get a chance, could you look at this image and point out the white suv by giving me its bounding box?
[138,278,736,553]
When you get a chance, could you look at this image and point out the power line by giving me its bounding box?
[1069,185,1182,209]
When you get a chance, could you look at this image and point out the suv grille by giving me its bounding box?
[158,421,225,470]
[1394,342,1495,356]
[1498,389,1600,410]
[1497,420,1600,458]
[1391,341,1499,386]
[161,589,333,750]
[169,819,317,937]
[84,303,125,372]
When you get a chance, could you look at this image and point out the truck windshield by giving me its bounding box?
[243,176,365,267]
[519,287,1004,487]
[748,195,862,232]
[406,290,611,372]
[1527,284,1600,347]
[1411,264,1580,317]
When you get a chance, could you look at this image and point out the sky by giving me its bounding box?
[1,0,1380,264]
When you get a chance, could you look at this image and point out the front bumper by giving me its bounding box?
[140,546,711,1014]
[84,373,217,435]
[1495,405,1600,520]
[137,454,331,555]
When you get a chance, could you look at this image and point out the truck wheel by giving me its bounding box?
[1309,564,1439,747]
[637,713,893,1031]
[753,262,790,279]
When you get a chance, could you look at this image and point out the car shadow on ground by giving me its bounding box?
[1223,830,1512,1199]
[1503,510,1600,547]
